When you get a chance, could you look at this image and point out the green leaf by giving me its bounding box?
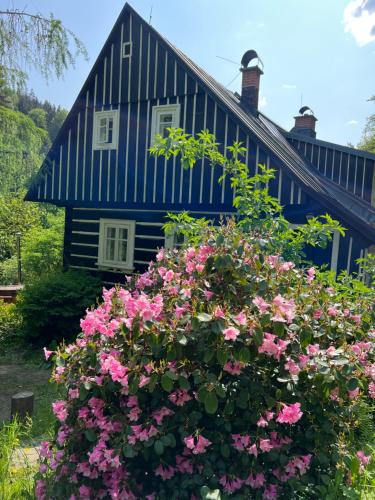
[154,440,164,456]
[178,376,190,390]
[165,370,179,380]
[239,347,250,363]
[197,312,212,322]
[204,350,215,363]
[220,444,230,458]
[84,429,97,442]
[177,333,188,345]
[161,373,173,392]
[346,377,360,391]
[253,329,264,346]
[123,444,137,458]
[197,385,208,403]
[216,349,227,365]
[300,327,312,347]
[204,391,218,414]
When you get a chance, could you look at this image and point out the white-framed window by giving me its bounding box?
[122,42,132,58]
[93,110,119,150]
[151,104,180,144]
[98,219,135,270]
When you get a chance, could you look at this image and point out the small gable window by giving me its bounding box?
[93,110,119,150]
[98,219,135,270]
[122,42,132,58]
[151,104,180,144]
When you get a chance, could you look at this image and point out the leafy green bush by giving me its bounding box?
[22,211,64,282]
[0,256,18,285]
[0,300,21,353]
[16,269,101,346]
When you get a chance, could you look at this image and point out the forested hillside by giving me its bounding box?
[0,84,67,285]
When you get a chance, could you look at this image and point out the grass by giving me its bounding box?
[0,419,36,500]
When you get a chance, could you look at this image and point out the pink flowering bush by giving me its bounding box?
[36,220,375,499]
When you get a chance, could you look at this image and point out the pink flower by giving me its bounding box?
[253,296,270,313]
[195,264,205,273]
[258,333,289,361]
[348,387,360,399]
[35,480,46,500]
[43,347,53,361]
[313,309,322,319]
[139,375,150,388]
[350,314,361,324]
[306,266,316,283]
[68,388,79,400]
[164,270,174,282]
[52,400,68,422]
[223,361,244,375]
[368,382,375,398]
[326,346,337,357]
[307,344,320,356]
[357,450,371,466]
[272,295,296,323]
[245,473,265,488]
[152,406,174,425]
[263,484,278,500]
[276,402,303,424]
[154,464,175,480]
[213,306,225,318]
[328,306,339,317]
[284,358,300,375]
[223,326,240,341]
[168,389,192,406]
[184,434,212,454]
[257,416,268,428]
[234,311,247,325]
[259,438,273,452]
[204,290,214,300]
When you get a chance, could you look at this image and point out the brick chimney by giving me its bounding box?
[291,106,317,138]
[240,50,263,113]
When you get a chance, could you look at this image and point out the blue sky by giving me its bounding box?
[9,0,375,146]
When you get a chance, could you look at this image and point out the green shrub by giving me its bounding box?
[16,269,101,346]
[0,256,18,285]
[22,212,64,282]
[0,300,21,354]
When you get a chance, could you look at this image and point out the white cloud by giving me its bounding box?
[282,83,297,89]
[259,95,268,108]
[344,0,375,46]
[347,119,359,125]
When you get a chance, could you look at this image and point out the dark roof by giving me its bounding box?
[285,130,375,162]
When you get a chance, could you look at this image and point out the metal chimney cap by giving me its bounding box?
[299,106,314,116]
[241,49,264,71]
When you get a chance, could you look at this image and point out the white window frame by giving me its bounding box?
[122,41,132,58]
[98,219,135,270]
[151,104,180,145]
[93,110,119,150]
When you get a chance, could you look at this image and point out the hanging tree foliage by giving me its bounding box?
[0,8,88,88]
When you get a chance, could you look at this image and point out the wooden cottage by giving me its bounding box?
[26,3,375,285]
